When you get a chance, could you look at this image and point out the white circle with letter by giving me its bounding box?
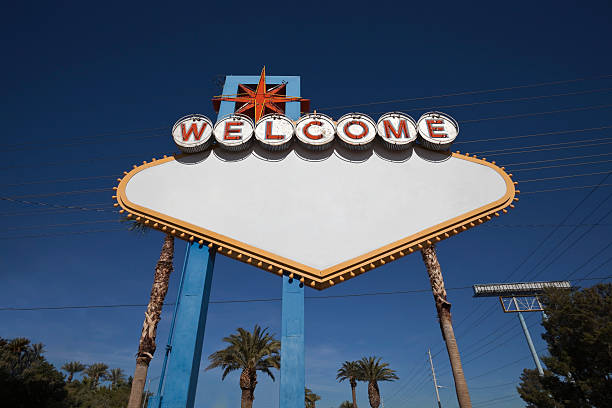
[336,113,377,150]
[376,112,417,150]
[213,114,254,151]
[295,113,336,150]
[254,114,295,151]
[416,111,459,151]
[172,114,214,153]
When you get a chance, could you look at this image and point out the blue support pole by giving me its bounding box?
[147,244,191,408]
[159,242,217,408]
[280,275,305,408]
[517,312,544,376]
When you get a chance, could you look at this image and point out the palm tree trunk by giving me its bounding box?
[351,380,358,408]
[421,245,472,408]
[67,373,73,383]
[240,368,257,408]
[367,381,380,408]
[127,234,175,408]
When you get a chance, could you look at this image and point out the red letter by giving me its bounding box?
[265,121,283,140]
[181,122,208,141]
[224,121,242,140]
[344,120,368,139]
[383,119,409,139]
[303,120,323,140]
[426,119,447,138]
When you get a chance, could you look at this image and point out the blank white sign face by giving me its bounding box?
[117,144,514,288]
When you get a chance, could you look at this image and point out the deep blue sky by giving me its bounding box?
[1,1,612,407]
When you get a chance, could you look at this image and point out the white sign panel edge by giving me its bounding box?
[115,152,516,290]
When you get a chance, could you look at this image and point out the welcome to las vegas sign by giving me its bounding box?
[113,71,516,290]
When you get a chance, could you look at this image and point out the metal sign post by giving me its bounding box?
[473,280,570,377]
[517,311,544,375]
[154,243,216,408]
[280,275,305,408]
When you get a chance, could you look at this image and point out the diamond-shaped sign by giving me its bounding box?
[115,143,515,290]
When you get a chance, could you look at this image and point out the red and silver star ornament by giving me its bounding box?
[213,67,310,122]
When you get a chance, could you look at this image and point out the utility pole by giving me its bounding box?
[428,349,443,408]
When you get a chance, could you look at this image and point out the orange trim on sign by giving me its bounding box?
[115,151,516,290]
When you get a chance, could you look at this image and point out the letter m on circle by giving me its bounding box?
[181,122,208,141]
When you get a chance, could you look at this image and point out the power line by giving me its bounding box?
[0,196,117,212]
[2,132,166,152]
[1,126,167,151]
[4,188,110,199]
[4,87,609,154]
[520,170,612,183]
[512,158,612,172]
[469,381,518,390]
[472,394,521,407]
[521,204,612,282]
[0,205,114,217]
[502,172,611,282]
[577,255,612,280]
[386,357,430,402]
[447,175,612,344]
[467,349,545,381]
[566,249,612,280]
[0,228,125,240]
[366,87,612,116]
[461,103,612,124]
[521,183,612,194]
[0,151,173,171]
[475,136,612,155]
[461,327,523,366]
[4,219,118,230]
[316,73,612,110]
[484,222,612,228]
[458,319,521,357]
[0,276,607,311]
[0,175,117,187]
[456,125,612,145]
[483,140,612,158]
[505,152,612,167]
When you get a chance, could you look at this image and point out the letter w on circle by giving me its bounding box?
[181,122,208,141]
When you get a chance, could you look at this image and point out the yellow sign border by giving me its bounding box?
[114,152,516,290]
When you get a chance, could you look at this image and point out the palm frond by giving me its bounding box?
[206,325,280,382]
[356,356,399,382]
[120,216,149,234]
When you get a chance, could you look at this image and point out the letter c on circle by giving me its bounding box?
[302,120,324,140]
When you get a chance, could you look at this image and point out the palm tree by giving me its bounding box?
[62,361,86,383]
[7,337,30,355]
[8,338,31,372]
[305,387,321,408]
[339,401,354,408]
[109,368,126,388]
[206,325,280,408]
[421,245,471,407]
[126,220,175,408]
[356,357,398,408]
[31,343,44,358]
[85,363,109,388]
[337,361,361,408]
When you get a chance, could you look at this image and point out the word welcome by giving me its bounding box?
[171,111,458,153]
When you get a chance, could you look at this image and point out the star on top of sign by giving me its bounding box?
[212,66,310,121]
